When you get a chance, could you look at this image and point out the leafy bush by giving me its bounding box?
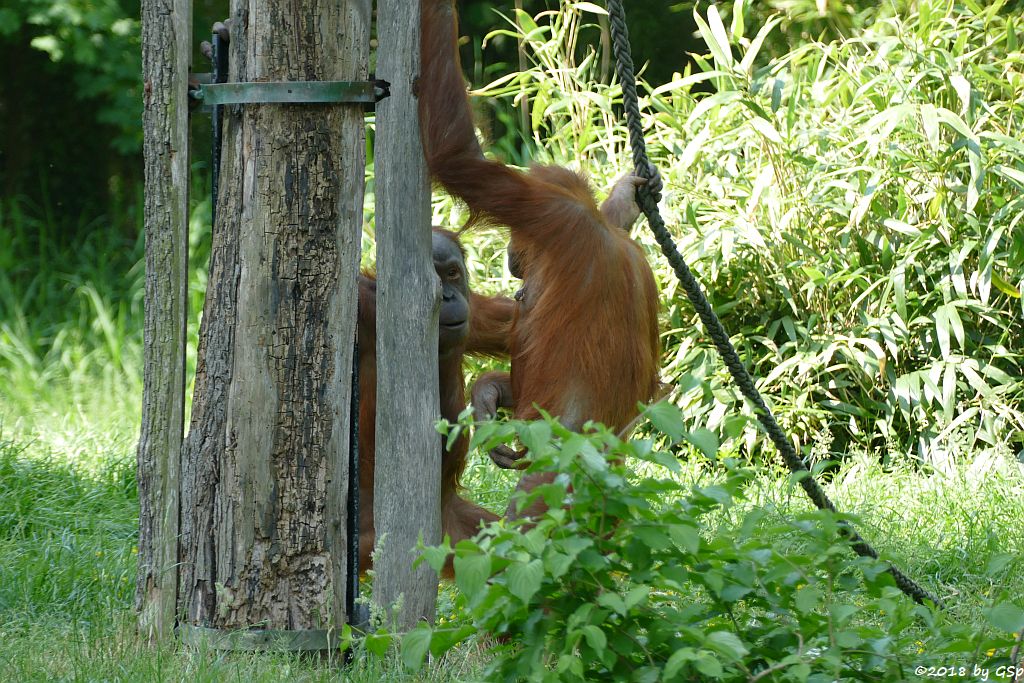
[464,1,1024,466]
[0,0,141,154]
[383,408,1021,680]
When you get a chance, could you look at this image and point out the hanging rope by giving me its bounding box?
[605,0,941,607]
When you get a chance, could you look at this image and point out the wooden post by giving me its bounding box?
[178,0,370,635]
[137,0,191,641]
[373,0,442,628]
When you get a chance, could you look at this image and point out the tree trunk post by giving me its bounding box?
[373,0,442,629]
[178,0,370,637]
[137,0,191,642]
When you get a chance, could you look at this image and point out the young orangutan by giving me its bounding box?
[357,228,515,572]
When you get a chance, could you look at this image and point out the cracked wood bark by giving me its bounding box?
[373,0,442,629]
[179,0,370,631]
[137,0,190,641]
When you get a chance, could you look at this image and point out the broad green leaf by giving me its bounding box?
[893,265,907,320]
[979,262,993,305]
[985,554,1016,576]
[578,440,607,472]
[520,420,551,456]
[770,78,783,113]
[429,624,475,656]
[545,550,573,578]
[695,653,724,677]
[558,432,586,468]
[420,543,451,574]
[514,9,538,35]
[935,106,975,140]
[981,132,1024,155]
[683,428,719,459]
[664,648,697,679]
[364,630,392,658]
[959,362,991,398]
[862,104,915,147]
[530,85,549,132]
[645,401,685,441]
[705,631,750,661]
[831,604,860,624]
[801,266,826,284]
[795,585,822,613]
[935,107,982,210]
[506,559,544,604]
[624,585,651,609]
[400,624,432,671]
[634,525,672,550]
[936,406,980,444]
[669,524,701,553]
[557,654,583,675]
[582,624,607,651]
[597,592,627,615]
[925,364,943,406]
[942,362,956,420]
[985,603,1024,633]
[453,554,491,597]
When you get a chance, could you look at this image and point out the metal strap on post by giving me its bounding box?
[191,79,388,106]
[177,624,343,652]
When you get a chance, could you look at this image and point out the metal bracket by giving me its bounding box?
[189,79,389,106]
[177,624,344,652]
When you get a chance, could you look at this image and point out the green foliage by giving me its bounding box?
[0,0,141,153]
[471,0,1024,466]
[409,408,1021,681]
[0,168,210,445]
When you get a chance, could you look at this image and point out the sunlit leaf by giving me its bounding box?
[571,2,607,15]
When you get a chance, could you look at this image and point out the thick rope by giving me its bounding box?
[605,0,941,607]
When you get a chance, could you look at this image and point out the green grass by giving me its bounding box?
[0,427,1020,680]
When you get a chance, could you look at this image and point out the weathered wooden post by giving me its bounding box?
[373,0,443,629]
[137,0,191,642]
[174,0,371,646]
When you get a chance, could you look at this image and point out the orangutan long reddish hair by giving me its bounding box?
[357,229,515,573]
[418,1,661,517]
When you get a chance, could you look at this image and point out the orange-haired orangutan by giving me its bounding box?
[418,2,661,519]
[357,228,515,573]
